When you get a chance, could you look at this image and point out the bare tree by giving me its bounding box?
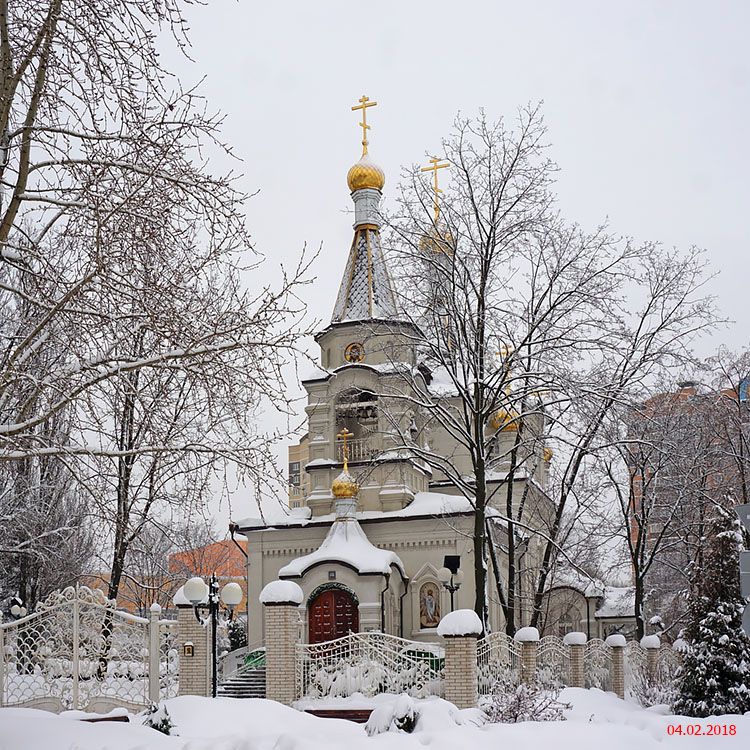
[116,518,226,614]
[0,1,314,598]
[382,107,715,632]
[600,355,750,638]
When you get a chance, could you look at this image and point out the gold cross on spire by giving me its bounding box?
[351,95,377,156]
[421,157,450,222]
[336,428,354,470]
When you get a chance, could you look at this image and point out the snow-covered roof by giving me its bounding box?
[237,490,500,530]
[425,365,459,397]
[302,366,332,382]
[546,566,605,598]
[595,586,635,619]
[279,518,405,577]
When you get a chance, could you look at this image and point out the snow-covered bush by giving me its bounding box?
[365,695,485,736]
[482,678,570,723]
[143,703,176,735]
[366,694,418,735]
[478,662,519,694]
[628,665,678,709]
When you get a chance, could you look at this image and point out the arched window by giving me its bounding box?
[335,388,379,460]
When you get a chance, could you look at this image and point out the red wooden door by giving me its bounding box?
[308,589,359,644]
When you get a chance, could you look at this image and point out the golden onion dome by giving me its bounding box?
[347,155,385,192]
[331,469,359,499]
[489,407,519,432]
[543,447,554,462]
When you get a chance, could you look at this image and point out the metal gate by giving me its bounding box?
[0,585,178,712]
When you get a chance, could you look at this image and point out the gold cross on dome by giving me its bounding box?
[421,157,450,222]
[351,95,377,156]
[336,428,354,469]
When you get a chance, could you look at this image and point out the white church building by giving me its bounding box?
[235,105,556,646]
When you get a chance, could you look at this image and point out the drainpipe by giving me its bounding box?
[380,573,390,632]
[229,523,248,560]
[398,577,410,638]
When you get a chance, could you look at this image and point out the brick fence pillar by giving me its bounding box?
[260,580,303,706]
[514,627,539,685]
[641,635,661,683]
[563,632,587,688]
[175,602,210,697]
[437,609,482,709]
[443,636,479,709]
[605,634,626,699]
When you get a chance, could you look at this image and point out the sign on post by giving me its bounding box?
[738,504,750,635]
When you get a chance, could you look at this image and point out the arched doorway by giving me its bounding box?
[308,586,359,644]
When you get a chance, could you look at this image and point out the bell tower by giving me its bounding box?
[300,96,430,517]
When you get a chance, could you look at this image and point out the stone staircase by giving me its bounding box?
[217,666,266,699]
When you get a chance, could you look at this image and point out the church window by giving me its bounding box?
[557,610,576,636]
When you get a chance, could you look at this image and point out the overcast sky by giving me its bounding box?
[163,0,750,524]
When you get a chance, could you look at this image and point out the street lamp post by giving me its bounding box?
[183,574,243,697]
[438,565,464,612]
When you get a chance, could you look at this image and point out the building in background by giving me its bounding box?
[169,539,248,612]
[288,435,310,509]
[625,379,750,634]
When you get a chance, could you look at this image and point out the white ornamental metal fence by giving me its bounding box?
[476,632,520,695]
[656,644,682,681]
[295,632,443,700]
[624,640,647,697]
[583,638,612,691]
[0,586,178,712]
[537,635,570,687]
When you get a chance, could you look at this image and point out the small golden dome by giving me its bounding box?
[332,469,359,498]
[489,408,518,432]
[347,155,385,192]
[543,447,553,462]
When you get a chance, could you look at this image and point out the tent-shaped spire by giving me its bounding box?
[331,223,399,322]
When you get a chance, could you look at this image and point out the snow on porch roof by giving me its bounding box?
[278,517,405,578]
[235,490,509,531]
[595,586,636,619]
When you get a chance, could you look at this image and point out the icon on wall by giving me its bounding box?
[419,582,440,628]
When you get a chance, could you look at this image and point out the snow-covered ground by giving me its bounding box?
[0,689,747,750]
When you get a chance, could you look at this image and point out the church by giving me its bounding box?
[235,97,555,646]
